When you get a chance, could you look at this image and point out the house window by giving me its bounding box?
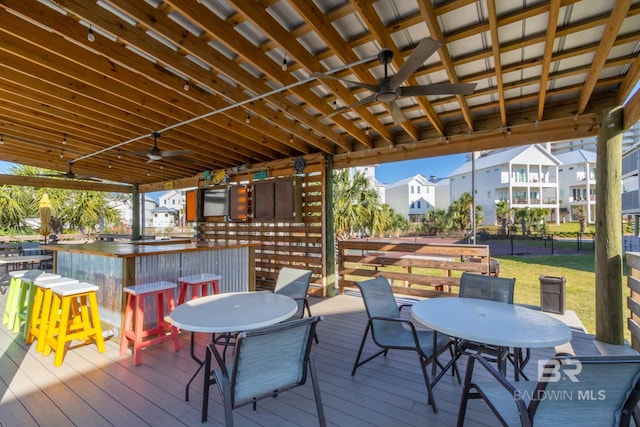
[411,186,414,194]
[410,202,415,208]
[417,200,421,209]
[417,186,421,194]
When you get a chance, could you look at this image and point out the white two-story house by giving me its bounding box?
[448,145,561,225]
[555,150,597,223]
[385,174,436,222]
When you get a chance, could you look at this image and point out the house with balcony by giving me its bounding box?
[555,150,597,223]
[448,145,561,225]
[385,174,436,222]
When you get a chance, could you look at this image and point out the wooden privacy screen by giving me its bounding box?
[197,156,325,295]
[338,240,491,299]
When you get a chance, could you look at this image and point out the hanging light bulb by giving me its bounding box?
[365,126,370,136]
[62,134,67,145]
[108,160,112,169]
[289,134,293,143]
[147,170,150,176]
[183,79,190,91]
[117,150,122,159]
[282,53,288,71]
[87,25,96,42]
[246,114,250,124]
[60,149,64,158]
[0,134,4,145]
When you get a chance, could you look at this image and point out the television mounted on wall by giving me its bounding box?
[202,187,228,218]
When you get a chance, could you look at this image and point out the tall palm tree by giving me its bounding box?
[495,200,510,235]
[333,169,382,240]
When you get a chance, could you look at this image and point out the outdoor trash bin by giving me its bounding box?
[539,275,566,314]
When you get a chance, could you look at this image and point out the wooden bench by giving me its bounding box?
[338,240,492,298]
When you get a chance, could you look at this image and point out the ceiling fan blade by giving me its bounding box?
[125,150,152,157]
[159,149,193,158]
[325,94,376,119]
[399,82,477,97]
[311,72,379,92]
[388,100,407,124]
[389,38,441,90]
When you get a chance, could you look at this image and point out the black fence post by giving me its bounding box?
[551,233,554,255]
[510,233,514,255]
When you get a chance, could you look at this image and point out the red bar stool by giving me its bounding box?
[120,281,180,366]
[177,273,221,305]
[43,282,105,367]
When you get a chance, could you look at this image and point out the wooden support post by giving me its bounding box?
[595,106,624,345]
[131,185,140,240]
[323,154,336,297]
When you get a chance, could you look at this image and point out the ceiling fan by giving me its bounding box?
[40,161,102,181]
[125,131,193,163]
[312,38,477,124]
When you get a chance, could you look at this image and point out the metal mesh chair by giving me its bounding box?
[352,276,457,413]
[273,267,314,320]
[202,316,325,426]
[457,272,529,380]
[457,353,640,427]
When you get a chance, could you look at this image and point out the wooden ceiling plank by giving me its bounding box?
[577,0,633,114]
[486,0,507,127]
[99,0,345,152]
[417,0,474,132]
[617,53,640,106]
[537,0,561,121]
[217,0,379,147]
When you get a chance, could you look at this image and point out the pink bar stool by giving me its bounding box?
[120,281,180,366]
[177,273,221,305]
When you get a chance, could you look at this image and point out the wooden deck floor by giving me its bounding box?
[0,290,633,427]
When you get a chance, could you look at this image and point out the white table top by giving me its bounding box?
[411,297,571,349]
[170,292,298,333]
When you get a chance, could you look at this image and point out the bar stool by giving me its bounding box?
[3,269,40,329]
[26,276,79,351]
[43,282,105,367]
[120,281,180,366]
[177,273,221,305]
[7,270,53,334]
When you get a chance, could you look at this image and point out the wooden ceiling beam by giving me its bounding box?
[486,0,507,127]
[0,174,133,193]
[537,0,561,121]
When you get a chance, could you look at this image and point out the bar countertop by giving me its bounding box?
[41,241,255,258]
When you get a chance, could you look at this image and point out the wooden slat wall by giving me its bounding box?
[626,252,640,352]
[338,240,491,298]
[198,155,326,296]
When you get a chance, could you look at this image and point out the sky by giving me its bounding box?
[374,153,467,185]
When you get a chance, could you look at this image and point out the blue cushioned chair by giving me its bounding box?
[202,316,325,426]
[352,276,457,413]
[457,353,640,427]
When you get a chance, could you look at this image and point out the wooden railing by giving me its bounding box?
[337,240,491,298]
[626,252,640,352]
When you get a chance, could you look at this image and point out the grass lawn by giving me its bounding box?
[496,254,631,343]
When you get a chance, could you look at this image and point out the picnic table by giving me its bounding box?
[0,255,52,273]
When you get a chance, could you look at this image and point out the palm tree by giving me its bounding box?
[495,200,510,235]
[333,169,382,240]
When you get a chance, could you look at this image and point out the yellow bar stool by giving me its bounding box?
[43,282,105,367]
[25,276,78,351]
[3,269,39,328]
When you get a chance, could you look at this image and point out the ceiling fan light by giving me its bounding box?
[148,153,163,161]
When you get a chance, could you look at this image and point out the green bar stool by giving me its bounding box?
[13,272,62,335]
[4,270,44,332]
[25,276,78,351]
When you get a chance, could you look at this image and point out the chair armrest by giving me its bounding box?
[398,303,413,313]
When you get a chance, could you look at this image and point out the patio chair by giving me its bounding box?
[214,267,317,363]
[273,267,314,319]
[457,272,529,380]
[202,316,325,426]
[351,276,457,413]
[457,353,640,427]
